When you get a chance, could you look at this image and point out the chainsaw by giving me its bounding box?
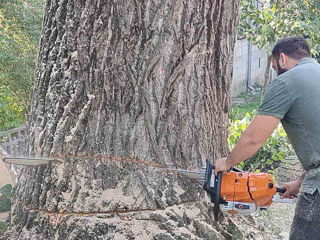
[170,160,290,221]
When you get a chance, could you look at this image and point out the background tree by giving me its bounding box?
[0,0,44,130]
[238,0,320,94]
[3,1,241,239]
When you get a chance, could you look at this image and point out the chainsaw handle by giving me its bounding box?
[276,187,298,198]
[276,187,286,194]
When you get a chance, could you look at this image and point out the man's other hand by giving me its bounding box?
[280,180,301,199]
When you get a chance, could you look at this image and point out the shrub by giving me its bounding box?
[228,111,293,172]
[0,221,6,232]
[0,184,15,213]
[0,198,11,212]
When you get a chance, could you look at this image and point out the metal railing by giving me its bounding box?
[0,124,27,156]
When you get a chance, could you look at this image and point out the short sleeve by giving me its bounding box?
[257,78,295,119]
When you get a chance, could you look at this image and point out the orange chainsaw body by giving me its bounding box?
[220,172,276,207]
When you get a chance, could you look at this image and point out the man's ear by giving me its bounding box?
[279,53,287,65]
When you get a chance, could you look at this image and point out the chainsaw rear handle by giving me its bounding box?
[276,187,286,194]
[276,187,298,198]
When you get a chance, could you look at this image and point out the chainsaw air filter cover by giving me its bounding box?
[221,172,276,205]
[219,171,276,215]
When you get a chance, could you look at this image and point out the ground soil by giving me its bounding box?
[0,156,15,187]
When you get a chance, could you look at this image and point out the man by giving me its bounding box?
[215,36,320,240]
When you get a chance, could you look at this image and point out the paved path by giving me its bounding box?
[0,212,9,221]
[229,197,296,239]
[0,156,15,187]
[256,201,296,240]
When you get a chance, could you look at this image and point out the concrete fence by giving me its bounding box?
[232,38,269,97]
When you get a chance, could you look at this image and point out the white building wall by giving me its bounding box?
[231,39,268,97]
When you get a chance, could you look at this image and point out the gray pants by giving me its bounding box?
[290,190,320,240]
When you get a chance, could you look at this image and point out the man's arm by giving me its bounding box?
[215,115,280,175]
[226,115,281,168]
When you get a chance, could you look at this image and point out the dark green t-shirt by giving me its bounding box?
[258,58,320,194]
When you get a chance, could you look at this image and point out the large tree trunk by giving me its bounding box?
[3,0,240,239]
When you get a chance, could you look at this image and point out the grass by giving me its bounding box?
[230,92,262,120]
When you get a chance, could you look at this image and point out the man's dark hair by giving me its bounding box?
[272,36,311,60]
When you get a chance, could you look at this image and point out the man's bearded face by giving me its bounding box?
[272,57,287,76]
[276,59,287,75]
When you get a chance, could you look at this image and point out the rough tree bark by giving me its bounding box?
[3,0,240,239]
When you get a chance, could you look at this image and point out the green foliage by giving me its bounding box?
[0,0,44,127]
[228,112,293,172]
[231,92,261,120]
[0,221,7,232]
[0,184,15,213]
[0,198,11,213]
[0,184,14,197]
[238,0,320,55]
[0,86,26,131]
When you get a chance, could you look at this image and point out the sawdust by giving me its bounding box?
[173,181,186,195]
[101,187,136,206]
[61,192,72,201]
[112,233,128,240]
[183,206,201,219]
